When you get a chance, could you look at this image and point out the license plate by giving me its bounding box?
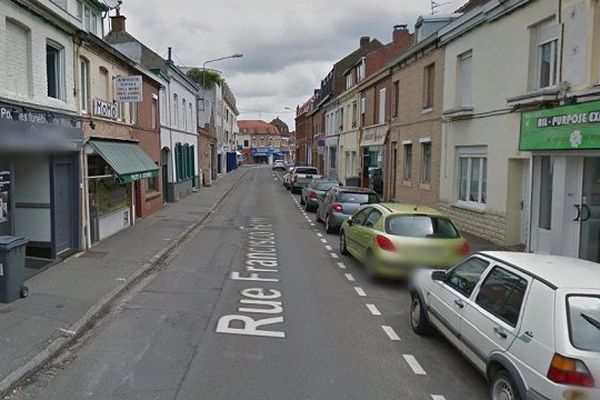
[306,175,312,179]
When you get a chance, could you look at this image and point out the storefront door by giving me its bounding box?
[53,157,76,256]
[580,157,600,263]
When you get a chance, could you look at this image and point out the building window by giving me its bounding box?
[243,140,249,148]
[329,147,337,169]
[173,94,179,128]
[357,58,366,82]
[538,40,558,89]
[76,1,83,19]
[91,12,98,35]
[129,102,137,125]
[420,141,432,184]
[538,156,553,229]
[352,101,358,127]
[423,63,435,109]
[346,73,353,90]
[84,7,91,32]
[393,81,399,117]
[6,19,32,97]
[80,58,90,112]
[403,143,412,181]
[46,43,63,99]
[151,96,158,129]
[458,150,487,205]
[360,97,366,127]
[99,66,109,100]
[189,103,193,129]
[182,99,187,130]
[457,51,473,106]
[378,88,386,124]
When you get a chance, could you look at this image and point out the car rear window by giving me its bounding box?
[295,168,318,174]
[338,192,379,204]
[385,216,460,239]
[316,182,339,190]
[567,295,600,352]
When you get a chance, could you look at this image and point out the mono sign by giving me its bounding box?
[93,99,118,120]
[115,76,143,103]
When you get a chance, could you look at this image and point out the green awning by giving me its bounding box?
[88,140,159,183]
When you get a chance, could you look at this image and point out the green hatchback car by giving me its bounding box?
[339,203,470,279]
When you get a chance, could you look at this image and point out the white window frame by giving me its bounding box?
[46,41,64,100]
[151,95,158,130]
[182,99,187,130]
[80,58,89,113]
[457,147,487,207]
[457,50,473,107]
[537,39,558,89]
[420,140,432,184]
[173,94,179,128]
[346,73,352,90]
[378,88,386,124]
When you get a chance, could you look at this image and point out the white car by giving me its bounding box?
[410,251,600,400]
[272,160,286,170]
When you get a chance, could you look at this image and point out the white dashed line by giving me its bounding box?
[344,273,355,282]
[403,354,427,375]
[325,245,333,251]
[310,223,315,226]
[316,233,323,237]
[320,238,327,243]
[382,325,401,341]
[336,262,346,269]
[366,304,381,315]
[330,253,339,259]
[354,287,366,296]
[431,396,446,400]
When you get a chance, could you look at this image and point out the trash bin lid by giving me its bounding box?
[0,236,28,251]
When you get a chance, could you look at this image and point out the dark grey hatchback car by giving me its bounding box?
[316,187,380,233]
[300,179,341,212]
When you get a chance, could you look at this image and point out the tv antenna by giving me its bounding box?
[431,0,450,14]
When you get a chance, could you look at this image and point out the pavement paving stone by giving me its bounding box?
[0,169,244,390]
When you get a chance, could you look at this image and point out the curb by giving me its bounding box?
[0,168,248,398]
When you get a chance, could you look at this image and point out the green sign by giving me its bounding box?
[520,100,600,150]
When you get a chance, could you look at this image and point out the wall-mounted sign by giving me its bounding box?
[0,163,10,224]
[114,76,143,103]
[94,99,119,120]
[360,125,388,147]
[0,102,80,128]
[520,100,600,150]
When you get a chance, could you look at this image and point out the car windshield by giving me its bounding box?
[296,168,318,174]
[316,182,339,191]
[338,192,378,204]
[567,295,600,352]
[385,216,461,239]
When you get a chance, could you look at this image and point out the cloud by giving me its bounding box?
[118,0,468,128]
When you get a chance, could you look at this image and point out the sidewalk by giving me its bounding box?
[0,168,247,397]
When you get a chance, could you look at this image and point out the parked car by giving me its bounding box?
[316,187,379,233]
[339,204,469,279]
[272,159,286,170]
[300,179,341,211]
[282,166,295,189]
[410,252,600,400]
[290,166,321,193]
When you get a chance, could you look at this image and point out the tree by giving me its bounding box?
[186,68,222,89]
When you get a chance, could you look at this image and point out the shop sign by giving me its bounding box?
[93,99,119,120]
[251,147,270,157]
[114,76,143,102]
[520,100,600,150]
[122,170,158,183]
[0,163,10,224]
[0,102,80,128]
[0,119,83,151]
[360,125,388,147]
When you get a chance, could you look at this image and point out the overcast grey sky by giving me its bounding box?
[117,0,468,130]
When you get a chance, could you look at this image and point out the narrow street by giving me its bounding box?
[6,167,487,400]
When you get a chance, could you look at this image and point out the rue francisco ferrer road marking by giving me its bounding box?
[382,325,401,341]
[403,354,427,375]
[354,287,367,297]
[216,218,286,338]
[366,304,381,315]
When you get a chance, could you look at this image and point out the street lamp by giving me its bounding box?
[201,53,244,89]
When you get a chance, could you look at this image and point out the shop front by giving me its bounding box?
[85,139,158,246]
[360,124,388,197]
[522,100,600,263]
[0,103,83,270]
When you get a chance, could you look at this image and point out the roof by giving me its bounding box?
[238,120,279,134]
[104,30,168,73]
[378,203,445,216]
[480,252,600,290]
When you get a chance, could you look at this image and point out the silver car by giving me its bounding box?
[316,187,380,233]
[301,179,341,212]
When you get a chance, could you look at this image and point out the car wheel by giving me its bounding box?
[490,369,521,400]
[300,196,305,205]
[410,294,431,335]
[316,210,323,223]
[340,231,349,255]
[304,202,311,212]
[325,214,335,233]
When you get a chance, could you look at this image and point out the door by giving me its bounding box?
[460,265,530,371]
[580,157,600,262]
[427,257,491,349]
[161,148,170,203]
[53,157,75,256]
[345,207,371,257]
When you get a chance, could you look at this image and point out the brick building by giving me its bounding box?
[238,120,289,164]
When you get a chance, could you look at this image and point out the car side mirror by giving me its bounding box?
[347,217,353,226]
[431,271,446,282]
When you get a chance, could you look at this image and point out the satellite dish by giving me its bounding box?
[103,0,122,9]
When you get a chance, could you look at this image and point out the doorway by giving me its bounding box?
[580,157,600,262]
[52,156,76,256]
[161,148,170,203]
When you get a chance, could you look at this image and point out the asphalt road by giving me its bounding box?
[6,166,488,400]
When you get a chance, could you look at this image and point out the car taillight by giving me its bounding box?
[375,235,396,252]
[458,241,470,256]
[331,203,343,212]
[310,191,318,199]
[547,354,595,388]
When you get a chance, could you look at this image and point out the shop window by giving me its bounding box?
[538,156,553,230]
[145,176,159,192]
[80,58,90,113]
[87,155,130,217]
[46,42,63,100]
[420,141,432,184]
[403,143,412,181]
[423,63,435,110]
[458,149,487,206]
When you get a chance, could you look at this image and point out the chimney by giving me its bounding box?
[360,36,370,48]
[110,9,126,32]
[168,47,172,63]
[392,24,412,48]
